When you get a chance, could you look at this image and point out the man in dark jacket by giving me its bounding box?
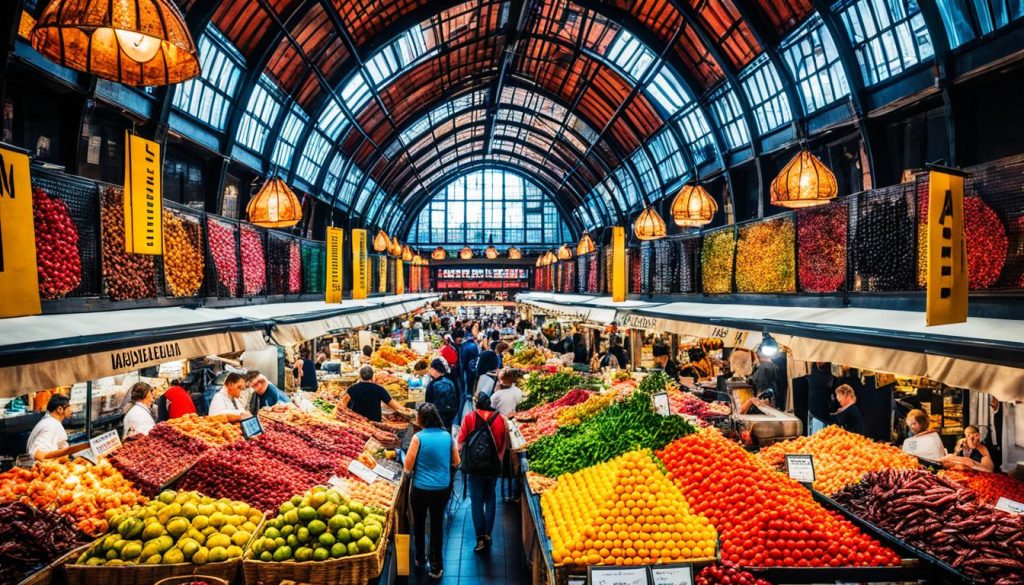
[447,330,465,398]
[426,358,459,429]
[460,329,480,399]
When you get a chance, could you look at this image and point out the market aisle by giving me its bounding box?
[397,474,529,585]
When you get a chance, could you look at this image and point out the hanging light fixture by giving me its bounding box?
[671,183,718,227]
[545,251,557,265]
[459,246,473,260]
[389,236,402,257]
[373,230,390,252]
[508,246,522,260]
[401,245,413,262]
[535,254,543,267]
[484,235,498,260]
[431,246,447,260]
[557,244,573,261]
[770,150,838,208]
[246,177,303,228]
[633,206,667,241]
[30,0,200,86]
[412,254,423,265]
[576,232,596,256]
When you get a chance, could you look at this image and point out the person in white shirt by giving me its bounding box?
[489,370,524,418]
[207,373,247,420]
[902,409,946,462]
[26,395,87,460]
[122,382,156,438]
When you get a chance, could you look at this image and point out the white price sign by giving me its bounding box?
[588,566,649,585]
[652,391,671,416]
[650,564,694,585]
[89,430,122,459]
[567,577,586,585]
[373,458,402,483]
[995,497,1024,515]
[347,460,378,484]
[785,454,815,483]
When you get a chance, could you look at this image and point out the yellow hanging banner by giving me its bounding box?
[352,229,368,300]
[378,256,388,293]
[325,227,344,304]
[123,132,163,255]
[926,169,968,326]
[0,146,41,318]
[611,226,626,302]
[396,258,405,295]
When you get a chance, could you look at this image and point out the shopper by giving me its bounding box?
[600,336,628,369]
[493,341,510,368]
[244,370,291,415]
[157,380,197,421]
[474,350,501,398]
[943,425,995,472]
[360,345,374,365]
[652,343,680,379]
[901,409,946,461]
[490,369,524,417]
[26,395,86,460]
[342,366,413,422]
[679,347,712,382]
[831,384,865,435]
[572,333,590,367]
[457,393,508,553]
[122,382,156,438]
[403,403,460,579]
[460,329,481,399]
[425,359,459,430]
[447,330,466,397]
[208,372,247,419]
[292,349,318,391]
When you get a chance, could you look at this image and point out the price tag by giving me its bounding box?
[89,430,122,459]
[650,564,693,585]
[785,454,815,483]
[652,391,671,416]
[588,566,649,585]
[567,577,587,585]
[373,458,402,482]
[995,497,1024,515]
[327,475,346,489]
[348,460,378,484]
[365,438,384,453]
[240,416,264,439]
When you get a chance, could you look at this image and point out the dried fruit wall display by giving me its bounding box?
[32,187,82,299]
[100,187,156,300]
[797,203,847,292]
[735,217,796,293]
[162,209,204,296]
[702,228,735,293]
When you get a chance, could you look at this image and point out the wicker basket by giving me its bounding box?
[242,516,392,585]
[17,544,89,585]
[154,575,229,585]
[65,557,241,585]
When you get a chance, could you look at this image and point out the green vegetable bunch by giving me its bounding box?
[637,371,672,395]
[526,391,696,477]
[312,399,336,415]
[518,370,587,411]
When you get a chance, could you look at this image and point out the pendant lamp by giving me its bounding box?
[412,254,423,265]
[671,184,717,227]
[373,230,390,252]
[535,254,543,267]
[576,232,596,255]
[507,246,522,260]
[557,244,572,261]
[389,236,402,257]
[459,246,473,260]
[246,177,303,228]
[485,245,499,260]
[431,246,447,260]
[769,150,838,208]
[31,0,200,86]
[545,251,557,265]
[633,206,667,241]
[401,245,413,262]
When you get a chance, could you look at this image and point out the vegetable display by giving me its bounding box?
[797,203,847,292]
[657,429,901,568]
[0,501,89,584]
[832,469,1024,583]
[939,468,1024,505]
[206,218,239,296]
[555,392,616,426]
[240,225,267,296]
[33,187,82,299]
[101,187,156,300]
[518,370,588,411]
[701,229,735,293]
[507,347,546,367]
[517,389,593,444]
[527,391,696,477]
[162,209,205,296]
[756,425,921,495]
[734,218,796,294]
[542,450,717,567]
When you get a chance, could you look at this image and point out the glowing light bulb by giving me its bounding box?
[115,29,162,62]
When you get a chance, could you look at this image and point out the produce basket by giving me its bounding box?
[18,544,89,585]
[241,515,392,585]
[65,556,242,585]
[154,575,229,585]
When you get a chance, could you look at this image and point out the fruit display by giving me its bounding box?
[288,240,303,293]
[734,217,796,294]
[333,405,401,446]
[251,423,358,477]
[917,195,1009,289]
[207,218,239,296]
[696,563,772,585]
[542,450,717,567]
[798,202,847,293]
[240,225,267,296]
[373,371,408,400]
[701,228,734,294]
[326,477,397,512]
[516,389,593,445]
[372,345,413,367]
[162,209,205,296]
[0,458,147,536]
[853,192,915,291]
[111,424,212,496]
[657,429,901,568]
[756,426,921,494]
[525,471,558,495]
[666,388,730,422]
[555,391,616,426]
[33,187,82,299]
[519,370,588,411]
[249,486,386,563]
[528,391,696,477]
[0,501,89,584]
[507,346,546,367]
[73,490,263,567]
[165,414,243,446]
[939,468,1024,504]
[833,469,1024,583]
[101,186,156,300]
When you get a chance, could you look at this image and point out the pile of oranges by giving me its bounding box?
[757,426,921,494]
[541,450,717,567]
[940,468,1024,505]
[657,429,901,568]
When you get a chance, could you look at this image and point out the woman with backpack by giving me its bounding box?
[456,393,508,553]
[403,403,460,579]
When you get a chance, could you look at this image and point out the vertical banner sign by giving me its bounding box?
[396,258,405,295]
[325,227,344,304]
[123,132,163,254]
[611,226,626,302]
[0,146,41,318]
[926,170,968,326]
[351,229,368,300]
[378,256,388,293]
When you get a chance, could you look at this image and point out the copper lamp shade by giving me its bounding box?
[388,237,402,257]
[401,245,413,262]
[544,251,556,265]
[770,150,838,208]
[373,230,390,252]
[246,177,302,228]
[431,246,447,260]
[485,245,499,260]
[557,244,572,261]
[633,206,667,241]
[576,232,596,255]
[671,184,717,227]
[535,254,543,267]
[459,246,473,260]
[31,0,200,86]
[507,246,522,260]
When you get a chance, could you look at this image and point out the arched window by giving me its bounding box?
[408,169,573,248]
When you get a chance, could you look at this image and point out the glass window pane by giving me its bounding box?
[780,15,852,113]
[173,27,243,130]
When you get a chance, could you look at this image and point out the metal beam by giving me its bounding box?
[915,1,959,166]
[485,0,530,155]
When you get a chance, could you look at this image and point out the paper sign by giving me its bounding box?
[325,227,344,304]
[89,430,122,459]
[650,564,694,585]
[241,416,263,439]
[348,460,378,484]
[567,577,586,585]
[785,454,815,483]
[652,391,671,416]
[995,497,1024,515]
[926,169,968,326]
[327,475,346,488]
[373,458,402,482]
[0,145,41,318]
[123,132,162,254]
[588,566,648,585]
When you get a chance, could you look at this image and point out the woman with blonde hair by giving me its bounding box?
[832,384,864,435]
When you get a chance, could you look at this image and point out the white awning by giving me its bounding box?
[515,293,631,325]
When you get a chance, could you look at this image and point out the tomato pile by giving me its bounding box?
[657,429,901,568]
[939,468,1024,505]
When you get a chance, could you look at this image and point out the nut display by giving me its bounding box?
[735,217,796,293]
[702,229,735,293]
[101,187,156,300]
[162,209,204,296]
